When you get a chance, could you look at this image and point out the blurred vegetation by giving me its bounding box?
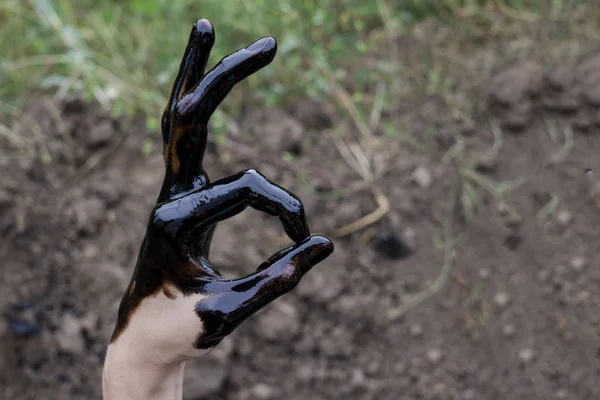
[1,0,585,135]
[2,0,598,230]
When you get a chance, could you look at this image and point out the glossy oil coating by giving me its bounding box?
[110,19,333,350]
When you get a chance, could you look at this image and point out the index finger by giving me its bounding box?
[174,36,278,125]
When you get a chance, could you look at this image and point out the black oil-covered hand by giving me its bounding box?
[109,19,333,353]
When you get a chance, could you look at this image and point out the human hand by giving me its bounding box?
[109,19,333,359]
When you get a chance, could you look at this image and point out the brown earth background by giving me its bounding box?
[3,5,600,400]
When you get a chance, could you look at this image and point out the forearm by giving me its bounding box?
[103,343,186,400]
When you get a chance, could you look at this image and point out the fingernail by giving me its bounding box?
[246,37,276,52]
[308,236,334,265]
[195,19,213,34]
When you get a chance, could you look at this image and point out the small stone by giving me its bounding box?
[0,189,11,208]
[29,243,42,254]
[86,119,113,149]
[392,362,406,375]
[297,249,344,302]
[292,99,332,129]
[582,84,600,106]
[542,94,579,113]
[56,313,85,354]
[83,243,99,259]
[494,292,510,308]
[351,368,366,386]
[243,108,304,154]
[356,250,376,270]
[318,328,353,358]
[569,256,587,272]
[590,183,600,209]
[546,66,573,90]
[432,382,447,393]
[255,300,300,342]
[334,201,361,223]
[183,360,227,399]
[478,268,490,279]
[211,336,234,363]
[575,290,590,303]
[412,166,432,189]
[410,357,426,371]
[106,210,116,223]
[555,389,568,399]
[502,324,515,337]
[554,264,568,275]
[72,196,107,236]
[367,360,381,374]
[252,383,277,399]
[410,324,423,337]
[297,365,314,381]
[518,348,535,363]
[573,110,594,131]
[374,230,411,259]
[556,210,572,226]
[402,274,421,292]
[89,169,125,207]
[462,389,476,400]
[5,310,40,337]
[426,348,444,364]
[97,262,130,288]
[487,61,542,106]
[237,336,254,356]
[442,298,455,310]
[475,156,497,174]
[504,211,523,228]
[461,119,476,137]
[498,202,522,227]
[502,102,532,131]
[538,270,550,281]
[403,227,417,249]
[504,232,521,250]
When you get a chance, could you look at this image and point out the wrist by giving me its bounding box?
[103,283,211,400]
[103,342,186,400]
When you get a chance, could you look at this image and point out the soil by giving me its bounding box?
[3,56,600,400]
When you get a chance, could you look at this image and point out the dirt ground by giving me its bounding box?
[3,50,600,399]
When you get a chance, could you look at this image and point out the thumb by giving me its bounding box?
[194,236,333,349]
[254,235,334,274]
